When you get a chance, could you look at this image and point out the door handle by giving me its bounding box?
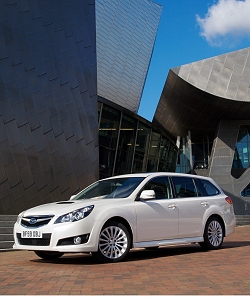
[201,201,209,206]
[168,204,177,209]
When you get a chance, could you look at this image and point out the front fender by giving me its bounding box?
[90,204,137,248]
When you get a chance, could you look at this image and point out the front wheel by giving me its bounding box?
[92,221,131,263]
[199,217,224,250]
[34,251,64,260]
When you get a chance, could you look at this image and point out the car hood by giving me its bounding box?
[21,198,109,217]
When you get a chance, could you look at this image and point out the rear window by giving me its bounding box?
[200,179,220,196]
[172,177,201,198]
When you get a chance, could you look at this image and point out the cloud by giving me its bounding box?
[196,0,250,46]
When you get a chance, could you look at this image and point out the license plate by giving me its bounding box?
[22,230,43,238]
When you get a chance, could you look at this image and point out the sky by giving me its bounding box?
[138,0,250,121]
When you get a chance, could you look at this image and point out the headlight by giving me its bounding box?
[16,212,25,224]
[54,205,94,224]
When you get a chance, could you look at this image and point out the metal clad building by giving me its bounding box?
[96,0,162,113]
[0,0,98,214]
[0,0,176,215]
[153,48,250,218]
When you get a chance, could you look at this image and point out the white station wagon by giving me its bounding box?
[13,173,236,262]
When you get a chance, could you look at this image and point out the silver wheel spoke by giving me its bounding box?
[207,220,223,247]
[99,225,128,259]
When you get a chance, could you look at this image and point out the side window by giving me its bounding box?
[142,176,173,199]
[193,179,206,197]
[172,177,198,198]
[200,179,220,196]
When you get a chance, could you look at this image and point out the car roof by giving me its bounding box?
[103,172,211,181]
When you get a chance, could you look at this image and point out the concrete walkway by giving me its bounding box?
[0,225,250,295]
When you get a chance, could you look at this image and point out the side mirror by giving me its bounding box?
[139,190,155,200]
[70,195,76,200]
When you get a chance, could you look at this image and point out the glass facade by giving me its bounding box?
[232,126,250,169]
[236,126,250,195]
[241,184,250,197]
[192,139,212,170]
[176,135,213,174]
[176,136,191,174]
[98,101,178,179]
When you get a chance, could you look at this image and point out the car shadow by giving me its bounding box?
[30,240,250,265]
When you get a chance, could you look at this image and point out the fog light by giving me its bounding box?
[74,236,81,245]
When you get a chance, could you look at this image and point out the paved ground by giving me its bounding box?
[0,225,250,295]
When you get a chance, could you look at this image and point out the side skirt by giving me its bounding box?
[133,236,204,248]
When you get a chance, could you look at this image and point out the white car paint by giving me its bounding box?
[13,172,236,262]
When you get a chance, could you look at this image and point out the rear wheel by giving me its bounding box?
[200,217,224,249]
[92,221,131,263]
[34,251,64,260]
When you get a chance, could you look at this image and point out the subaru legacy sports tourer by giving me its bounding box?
[13,173,236,263]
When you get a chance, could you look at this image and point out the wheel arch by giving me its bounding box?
[104,216,134,248]
[205,214,225,237]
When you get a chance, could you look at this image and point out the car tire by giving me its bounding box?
[92,221,131,263]
[34,251,64,260]
[199,217,224,250]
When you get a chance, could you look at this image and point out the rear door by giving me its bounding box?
[171,176,209,238]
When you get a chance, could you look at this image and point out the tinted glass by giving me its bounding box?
[172,177,197,198]
[241,183,250,197]
[141,176,172,199]
[158,137,170,172]
[193,179,206,197]
[114,114,137,175]
[147,131,161,172]
[200,179,220,196]
[232,125,250,169]
[73,177,145,200]
[99,105,120,178]
[133,122,151,172]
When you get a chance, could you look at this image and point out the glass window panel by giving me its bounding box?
[199,179,220,196]
[232,126,250,170]
[147,131,160,172]
[167,145,178,172]
[172,177,197,198]
[114,114,137,175]
[141,176,173,199]
[158,137,170,172]
[241,183,250,197]
[132,122,151,173]
[99,104,121,178]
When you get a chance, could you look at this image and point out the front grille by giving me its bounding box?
[21,215,54,228]
[17,233,51,246]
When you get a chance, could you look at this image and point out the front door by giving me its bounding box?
[135,176,179,242]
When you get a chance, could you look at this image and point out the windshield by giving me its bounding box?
[72,177,145,200]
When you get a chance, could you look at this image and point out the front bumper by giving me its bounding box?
[13,219,102,253]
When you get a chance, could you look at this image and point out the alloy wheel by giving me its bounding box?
[99,225,128,260]
[207,219,223,247]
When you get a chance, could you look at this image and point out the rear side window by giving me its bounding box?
[172,177,202,198]
[200,179,220,196]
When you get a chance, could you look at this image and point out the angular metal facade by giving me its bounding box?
[153,48,250,141]
[210,119,250,215]
[0,0,99,214]
[153,48,250,216]
[96,0,162,113]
